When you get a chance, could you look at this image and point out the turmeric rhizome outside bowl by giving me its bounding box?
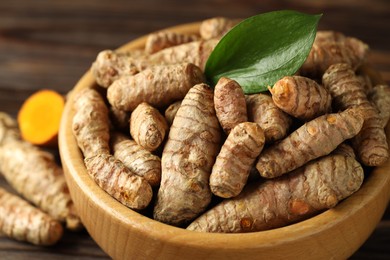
[59,22,390,260]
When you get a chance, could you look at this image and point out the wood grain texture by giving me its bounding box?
[0,0,389,259]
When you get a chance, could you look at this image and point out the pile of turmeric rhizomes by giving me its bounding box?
[71,17,390,232]
[0,112,82,245]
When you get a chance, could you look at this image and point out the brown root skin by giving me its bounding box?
[164,100,182,126]
[0,188,64,246]
[356,75,374,95]
[0,140,82,231]
[353,105,389,166]
[84,154,153,210]
[0,113,81,230]
[333,143,356,158]
[368,84,390,128]
[210,122,265,198]
[246,93,292,143]
[153,83,221,226]
[107,63,205,112]
[146,39,219,71]
[323,63,369,110]
[111,132,161,187]
[92,39,216,89]
[72,88,110,158]
[214,77,248,134]
[145,31,199,54]
[357,63,387,87]
[315,30,346,43]
[109,106,130,130]
[270,76,332,121]
[256,108,364,179]
[0,112,20,145]
[300,36,368,78]
[199,17,240,40]
[187,153,364,233]
[323,63,389,166]
[17,89,64,147]
[130,102,168,152]
[91,49,144,88]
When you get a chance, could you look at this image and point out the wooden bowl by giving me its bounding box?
[59,22,390,260]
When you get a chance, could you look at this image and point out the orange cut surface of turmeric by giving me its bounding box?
[18,89,64,147]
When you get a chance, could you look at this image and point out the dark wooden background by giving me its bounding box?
[0,0,389,259]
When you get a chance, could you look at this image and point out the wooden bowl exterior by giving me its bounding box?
[59,22,390,260]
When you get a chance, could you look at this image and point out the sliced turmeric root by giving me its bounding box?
[18,89,64,147]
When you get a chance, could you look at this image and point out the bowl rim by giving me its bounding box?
[59,21,390,256]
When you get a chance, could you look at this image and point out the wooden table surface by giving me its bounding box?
[0,0,389,259]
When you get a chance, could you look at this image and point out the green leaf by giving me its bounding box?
[204,10,322,94]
